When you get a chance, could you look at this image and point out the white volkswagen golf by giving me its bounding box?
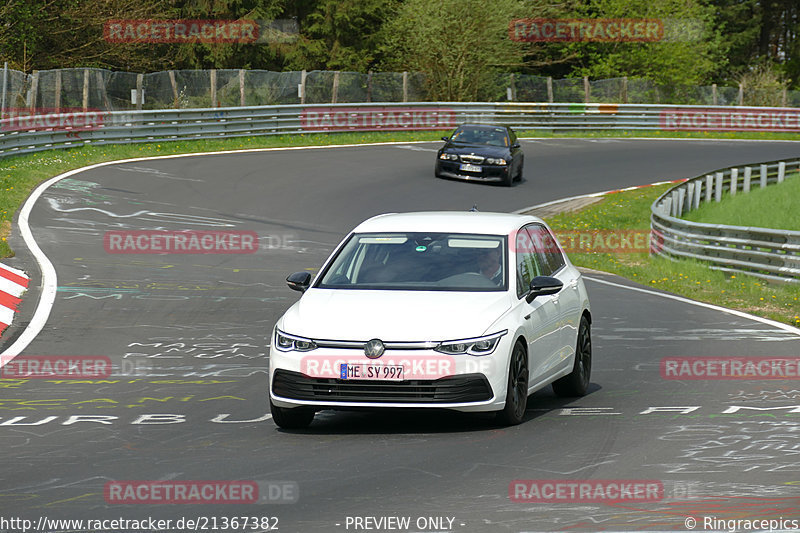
[269,211,592,428]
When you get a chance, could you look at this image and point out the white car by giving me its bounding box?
[269,211,592,428]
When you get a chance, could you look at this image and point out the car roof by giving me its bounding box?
[352,211,545,235]
[456,123,511,131]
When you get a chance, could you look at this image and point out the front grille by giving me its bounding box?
[460,154,485,164]
[272,370,493,404]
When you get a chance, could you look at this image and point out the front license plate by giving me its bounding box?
[340,363,404,381]
[459,163,482,172]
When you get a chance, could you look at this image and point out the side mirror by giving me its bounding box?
[286,271,312,292]
[526,276,563,303]
[442,136,450,142]
[511,142,520,149]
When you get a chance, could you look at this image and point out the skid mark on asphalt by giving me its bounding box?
[113,165,204,182]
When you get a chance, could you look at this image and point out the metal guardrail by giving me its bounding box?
[3,101,800,160]
[650,158,800,283]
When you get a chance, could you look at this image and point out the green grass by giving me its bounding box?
[543,185,800,328]
[683,173,800,231]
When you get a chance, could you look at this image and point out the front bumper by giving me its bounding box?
[435,161,510,182]
[269,346,508,412]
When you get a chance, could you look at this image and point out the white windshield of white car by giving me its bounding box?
[317,232,507,291]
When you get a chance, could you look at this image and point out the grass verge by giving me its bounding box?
[683,173,800,230]
[543,185,800,328]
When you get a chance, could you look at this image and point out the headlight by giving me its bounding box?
[439,153,458,161]
[485,158,507,166]
[435,330,507,356]
[274,329,318,352]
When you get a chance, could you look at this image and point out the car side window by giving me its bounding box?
[527,224,566,276]
[515,226,546,298]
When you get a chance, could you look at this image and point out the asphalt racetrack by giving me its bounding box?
[2,138,800,532]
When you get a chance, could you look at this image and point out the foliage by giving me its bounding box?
[379,0,524,101]
[561,0,727,86]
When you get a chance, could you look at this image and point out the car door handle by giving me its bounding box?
[524,313,532,320]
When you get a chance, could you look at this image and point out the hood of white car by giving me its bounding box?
[279,289,513,342]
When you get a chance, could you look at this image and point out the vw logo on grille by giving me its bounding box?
[364,339,385,359]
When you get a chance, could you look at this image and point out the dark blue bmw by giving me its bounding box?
[435,124,524,187]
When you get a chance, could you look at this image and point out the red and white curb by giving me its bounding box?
[0,263,29,337]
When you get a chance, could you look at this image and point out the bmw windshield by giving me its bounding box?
[317,232,507,291]
[451,126,509,147]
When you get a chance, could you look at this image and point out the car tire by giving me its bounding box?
[501,170,513,187]
[270,398,315,429]
[514,160,524,182]
[552,315,591,397]
[495,341,528,426]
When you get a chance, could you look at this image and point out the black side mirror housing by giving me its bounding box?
[442,136,450,142]
[512,142,521,148]
[287,271,312,292]
[526,276,563,303]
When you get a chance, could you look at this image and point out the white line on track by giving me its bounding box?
[584,276,800,337]
[3,138,800,360]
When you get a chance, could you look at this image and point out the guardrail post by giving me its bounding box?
[730,168,738,196]
[210,69,217,107]
[712,83,717,105]
[82,69,90,111]
[508,73,516,102]
[402,71,407,102]
[670,190,680,216]
[54,70,62,112]
[136,73,143,110]
[300,70,307,104]
[759,164,768,188]
[743,166,751,193]
[583,76,590,103]
[705,174,713,202]
[694,182,702,209]
[778,162,786,183]
[239,69,246,106]
[737,83,744,106]
[168,70,179,108]
[686,182,694,211]
[715,172,723,202]
[547,77,553,103]
[663,197,672,217]
[781,87,788,107]
[332,71,339,104]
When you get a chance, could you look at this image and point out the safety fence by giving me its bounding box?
[651,158,800,283]
[3,102,800,161]
[3,66,800,113]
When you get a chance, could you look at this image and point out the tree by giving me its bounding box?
[380,0,525,101]
[282,0,396,71]
[540,0,724,87]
